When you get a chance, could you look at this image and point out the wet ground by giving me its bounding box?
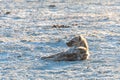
[0,0,120,80]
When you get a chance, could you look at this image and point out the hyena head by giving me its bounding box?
[66,35,83,47]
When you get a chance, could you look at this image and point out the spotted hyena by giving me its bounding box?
[41,35,90,61]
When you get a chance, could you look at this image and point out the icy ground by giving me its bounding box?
[0,0,120,80]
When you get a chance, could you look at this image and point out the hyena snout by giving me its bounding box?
[66,41,73,47]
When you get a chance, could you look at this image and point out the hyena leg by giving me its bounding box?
[41,53,61,59]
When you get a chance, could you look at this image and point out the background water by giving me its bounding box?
[0,0,120,80]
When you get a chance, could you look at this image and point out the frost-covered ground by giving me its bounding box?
[0,0,120,80]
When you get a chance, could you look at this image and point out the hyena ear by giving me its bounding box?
[79,35,82,41]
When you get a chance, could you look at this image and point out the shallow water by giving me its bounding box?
[0,0,120,80]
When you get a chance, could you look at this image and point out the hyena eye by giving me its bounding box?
[79,36,81,41]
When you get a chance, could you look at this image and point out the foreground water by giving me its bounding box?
[0,0,120,80]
